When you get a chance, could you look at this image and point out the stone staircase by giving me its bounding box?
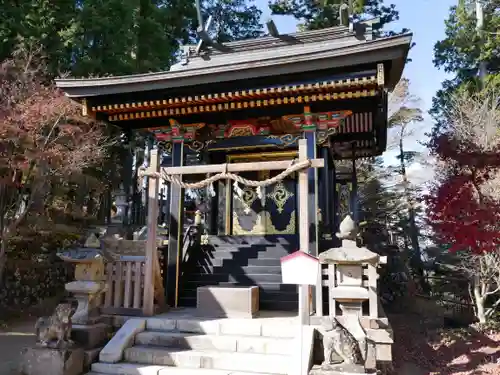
[86,312,300,375]
[179,235,299,311]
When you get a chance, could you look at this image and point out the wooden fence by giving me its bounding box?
[101,253,164,316]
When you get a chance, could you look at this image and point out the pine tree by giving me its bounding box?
[268,0,402,34]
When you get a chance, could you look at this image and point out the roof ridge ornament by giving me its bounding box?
[194,0,230,55]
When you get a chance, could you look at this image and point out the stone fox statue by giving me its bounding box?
[321,316,363,368]
[35,303,76,348]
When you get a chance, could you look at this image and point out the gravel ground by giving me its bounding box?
[0,319,37,375]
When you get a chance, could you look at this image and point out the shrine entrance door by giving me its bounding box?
[227,151,297,236]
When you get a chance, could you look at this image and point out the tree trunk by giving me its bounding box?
[399,138,429,294]
[0,238,7,287]
[473,283,487,323]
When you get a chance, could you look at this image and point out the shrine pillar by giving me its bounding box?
[301,106,320,316]
[166,139,185,308]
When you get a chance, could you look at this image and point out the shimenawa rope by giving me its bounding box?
[137,158,310,190]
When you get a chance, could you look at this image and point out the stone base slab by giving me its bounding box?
[72,323,110,349]
[84,347,102,372]
[19,346,84,375]
[196,286,259,318]
[309,363,367,375]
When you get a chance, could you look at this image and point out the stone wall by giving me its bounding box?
[0,260,73,316]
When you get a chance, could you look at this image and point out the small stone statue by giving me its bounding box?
[35,303,76,348]
[321,316,363,369]
[336,215,358,240]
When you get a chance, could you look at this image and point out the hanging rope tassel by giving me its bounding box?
[256,186,263,201]
[206,173,216,197]
[233,179,243,197]
[208,182,216,197]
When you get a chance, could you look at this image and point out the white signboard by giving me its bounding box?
[280,251,319,286]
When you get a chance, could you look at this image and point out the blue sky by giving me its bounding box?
[254,0,457,166]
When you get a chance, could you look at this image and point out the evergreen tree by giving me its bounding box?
[430,0,499,134]
[0,0,78,75]
[268,0,403,34]
[199,0,263,43]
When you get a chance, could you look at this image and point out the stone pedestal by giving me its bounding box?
[65,280,107,325]
[72,323,110,350]
[58,244,110,326]
[20,347,84,375]
[309,363,366,375]
[57,240,113,372]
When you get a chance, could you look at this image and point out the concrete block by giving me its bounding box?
[83,348,101,371]
[99,318,145,363]
[72,323,110,349]
[197,286,259,318]
[19,346,84,375]
[375,342,392,362]
[365,328,393,344]
[309,364,365,375]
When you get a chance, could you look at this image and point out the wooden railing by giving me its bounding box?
[101,253,165,316]
[101,258,144,316]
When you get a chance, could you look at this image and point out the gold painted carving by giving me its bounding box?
[232,210,296,235]
[240,187,259,214]
[266,134,300,148]
[228,126,254,137]
[266,181,293,214]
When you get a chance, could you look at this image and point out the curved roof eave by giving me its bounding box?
[55,32,412,98]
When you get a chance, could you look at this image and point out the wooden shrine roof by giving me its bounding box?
[55,25,412,99]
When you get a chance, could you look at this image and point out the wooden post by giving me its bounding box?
[166,142,184,308]
[143,149,160,316]
[367,263,378,318]
[298,139,310,325]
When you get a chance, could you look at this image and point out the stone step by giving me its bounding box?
[208,247,293,257]
[145,317,298,338]
[90,362,281,375]
[207,235,297,247]
[194,265,283,275]
[177,295,298,311]
[124,346,290,374]
[189,273,283,283]
[180,288,298,304]
[183,281,298,292]
[135,331,292,355]
[192,258,281,267]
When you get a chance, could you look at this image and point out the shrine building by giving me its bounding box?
[56,23,412,313]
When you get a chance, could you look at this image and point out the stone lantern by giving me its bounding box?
[57,234,115,325]
[313,215,389,374]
